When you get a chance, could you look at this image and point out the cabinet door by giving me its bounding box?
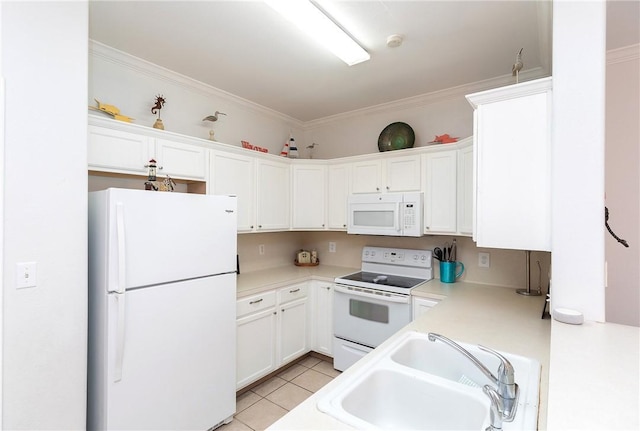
[88,126,151,175]
[457,144,474,236]
[385,155,422,192]
[210,151,255,232]
[153,138,207,180]
[236,307,277,389]
[327,163,350,229]
[256,159,290,230]
[312,282,333,356]
[351,160,382,193]
[470,81,551,251]
[412,297,439,321]
[278,297,308,365]
[423,150,457,234]
[291,164,326,229]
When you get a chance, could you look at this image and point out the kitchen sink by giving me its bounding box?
[317,331,541,430]
[339,368,489,430]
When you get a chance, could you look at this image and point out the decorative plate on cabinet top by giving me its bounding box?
[378,122,415,152]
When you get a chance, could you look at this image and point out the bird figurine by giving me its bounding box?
[202,111,226,122]
[512,48,524,83]
[202,111,227,140]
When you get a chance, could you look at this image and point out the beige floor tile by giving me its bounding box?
[291,369,334,393]
[265,382,313,411]
[235,398,288,431]
[297,356,322,368]
[236,390,261,413]
[311,360,341,378]
[277,364,307,381]
[218,417,253,431]
[251,376,287,397]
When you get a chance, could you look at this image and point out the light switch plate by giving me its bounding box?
[16,262,37,288]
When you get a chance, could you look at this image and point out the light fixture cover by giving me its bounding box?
[265,0,370,66]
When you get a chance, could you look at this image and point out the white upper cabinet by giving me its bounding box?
[209,150,256,232]
[384,154,422,192]
[154,138,207,180]
[88,124,207,180]
[256,158,290,231]
[456,142,474,236]
[351,159,383,193]
[327,163,351,230]
[291,163,327,230]
[422,149,458,234]
[466,77,552,251]
[351,153,421,194]
[88,126,151,175]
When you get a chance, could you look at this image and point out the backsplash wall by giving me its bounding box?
[239,231,551,290]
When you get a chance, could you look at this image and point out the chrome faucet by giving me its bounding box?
[428,333,519,431]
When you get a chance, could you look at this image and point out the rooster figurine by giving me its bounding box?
[512,48,524,83]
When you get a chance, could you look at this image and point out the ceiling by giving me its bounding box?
[89,1,638,123]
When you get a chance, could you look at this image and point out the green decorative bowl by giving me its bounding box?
[378,122,415,152]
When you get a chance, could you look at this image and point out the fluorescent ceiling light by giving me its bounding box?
[265,0,370,66]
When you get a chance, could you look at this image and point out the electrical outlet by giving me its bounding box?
[258,244,265,255]
[329,242,336,253]
[478,252,490,268]
[16,262,37,288]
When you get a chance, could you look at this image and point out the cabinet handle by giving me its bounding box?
[326,286,331,290]
[386,186,390,190]
[281,309,285,313]
[376,187,380,191]
[249,298,263,305]
[289,288,300,293]
[258,225,262,229]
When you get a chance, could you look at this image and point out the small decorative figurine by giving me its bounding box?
[160,175,176,192]
[151,95,166,129]
[90,99,134,122]
[512,48,524,83]
[202,111,226,140]
[145,159,158,181]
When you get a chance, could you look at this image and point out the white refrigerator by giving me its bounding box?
[88,188,237,430]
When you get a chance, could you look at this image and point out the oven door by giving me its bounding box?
[333,284,412,349]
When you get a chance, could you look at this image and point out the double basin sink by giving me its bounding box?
[317,331,541,430]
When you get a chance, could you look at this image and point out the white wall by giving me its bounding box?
[89,41,305,155]
[605,44,640,326]
[2,2,88,429]
[551,0,606,322]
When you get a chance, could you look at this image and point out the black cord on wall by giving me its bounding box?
[605,206,629,247]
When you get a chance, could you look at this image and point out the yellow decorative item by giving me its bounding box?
[89,99,134,123]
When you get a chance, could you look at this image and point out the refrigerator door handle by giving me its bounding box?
[114,292,126,382]
[116,202,126,295]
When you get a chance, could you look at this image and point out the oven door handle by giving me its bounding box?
[334,284,410,304]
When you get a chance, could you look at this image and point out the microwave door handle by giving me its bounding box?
[395,203,402,233]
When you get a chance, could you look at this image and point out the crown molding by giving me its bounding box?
[89,40,304,128]
[90,40,551,130]
[607,44,640,65]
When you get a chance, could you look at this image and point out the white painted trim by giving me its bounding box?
[465,77,553,109]
[607,43,640,65]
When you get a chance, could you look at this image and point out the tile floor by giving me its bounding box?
[221,356,340,431]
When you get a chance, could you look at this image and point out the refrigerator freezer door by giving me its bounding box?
[102,189,237,291]
[102,274,236,430]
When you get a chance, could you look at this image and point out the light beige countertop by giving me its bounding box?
[269,280,552,430]
[546,319,639,430]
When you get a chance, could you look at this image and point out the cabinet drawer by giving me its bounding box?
[278,284,308,304]
[237,291,276,318]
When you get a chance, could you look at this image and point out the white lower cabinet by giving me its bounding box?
[236,283,310,390]
[277,283,309,365]
[236,291,277,390]
[310,281,333,356]
[412,296,440,321]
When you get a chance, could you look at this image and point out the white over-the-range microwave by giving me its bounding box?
[347,192,423,237]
